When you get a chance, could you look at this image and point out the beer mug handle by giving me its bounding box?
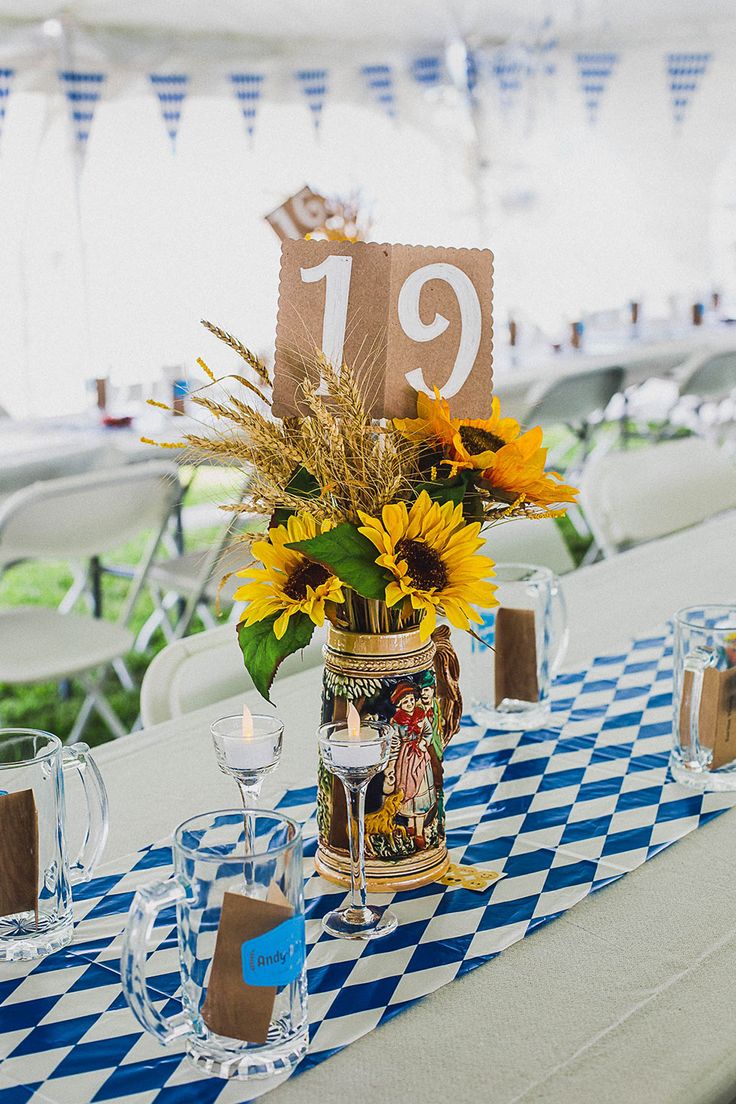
[122,879,192,1044]
[62,742,110,884]
[550,576,569,678]
[682,647,715,757]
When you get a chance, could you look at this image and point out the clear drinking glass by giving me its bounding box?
[318,721,398,941]
[671,605,736,790]
[459,563,568,730]
[121,810,308,1082]
[0,728,109,961]
[210,715,283,810]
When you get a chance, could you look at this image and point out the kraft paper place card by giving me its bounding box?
[494,608,539,707]
[0,789,39,920]
[678,667,736,770]
[265,186,329,242]
[201,891,301,1045]
[273,239,493,420]
[702,666,736,771]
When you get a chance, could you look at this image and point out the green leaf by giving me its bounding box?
[287,521,390,601]
[271,466,320,528]
[237,612,315,702]
[415,472,469,507]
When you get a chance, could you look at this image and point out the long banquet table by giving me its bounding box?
[72,510,736,1104]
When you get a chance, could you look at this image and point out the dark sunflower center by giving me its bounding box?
[283,561,331,600]
[459,425,507,455]
[395,538,448,591]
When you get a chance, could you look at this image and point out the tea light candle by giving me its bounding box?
[221,704,277,771]
[329,704,385,770]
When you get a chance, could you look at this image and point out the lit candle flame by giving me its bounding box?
[242,703,254,741]
[346,702,361,741]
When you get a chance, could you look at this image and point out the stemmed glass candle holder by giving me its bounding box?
[211,706,283,857]
[318,705,398,941]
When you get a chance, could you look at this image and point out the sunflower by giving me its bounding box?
[394,388,577,509]
[235,514,345,639]
[479,428,578,508]
[358,490,497,641]
[394,388,521,465]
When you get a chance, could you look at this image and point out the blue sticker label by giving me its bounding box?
[241,915,305,988]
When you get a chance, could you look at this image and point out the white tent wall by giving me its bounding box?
[0,27,734,417]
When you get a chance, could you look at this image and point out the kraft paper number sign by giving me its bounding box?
[201,891,304,1044]
[265,186,329,242]
[273,239,494,420]
[0,789,39,920]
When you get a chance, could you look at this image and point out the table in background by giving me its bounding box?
[82,510,736,1104]
[493,327,736,422]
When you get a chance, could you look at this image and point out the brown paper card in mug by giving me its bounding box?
[273,239,493,420]
[201,892,293,1044]
[494,608,539,707]
[265,186,329,242]
[0,790,39,920]
[701,667,736,770]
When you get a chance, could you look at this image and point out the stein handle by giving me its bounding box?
[549,576,569,680]
[62,742,110,884]
[682,647,716,759]
[121,879,192,1044]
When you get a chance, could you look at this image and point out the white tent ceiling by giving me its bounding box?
[0,0,734,48]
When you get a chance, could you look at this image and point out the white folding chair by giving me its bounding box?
[140,622,326,727]
[481,518,576,576]
[580,437,736,557]
[134,483,253,651]
[671,349,736,439]
[524,365,625,469]
[0,461,180,742]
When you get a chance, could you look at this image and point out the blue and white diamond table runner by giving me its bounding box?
[2,628,735,1104]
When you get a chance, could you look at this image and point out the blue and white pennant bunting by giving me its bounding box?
[230,71,264,140]
[361,64,396,118]
[666,52,710,125]
[295,68,329,132]
[58,70,106,155]
[489,48,526,113]
[576,52,618,124]
[0,67,14,151]
[149,73,189,149]
[411,54,443,88]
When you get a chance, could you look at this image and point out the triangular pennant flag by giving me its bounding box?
[465,50,479,99]
[361,64,396,119]
[230,72,265,140]
[489,49,526,113]
[538,17,558,78]
[666,52,711,125]
[149,73,189,149]
[295,68,329,132]
[410,55,443,88]
[0,68,14,152]
[576,52,618,124]
[59,70,106,155]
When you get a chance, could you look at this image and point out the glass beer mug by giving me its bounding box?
[457,563,568,730]
[122,810,308,1082]
[0,728,109,961]
[671,605,736,790]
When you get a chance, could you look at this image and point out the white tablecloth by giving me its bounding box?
[0,417,162,497]
[83,511,736,1104]
[493,328,736,422]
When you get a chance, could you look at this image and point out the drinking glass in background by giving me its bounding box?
[122,810,308,1082]
[0,728,109,961]
[671,605,736,790]
[457,563,568,730]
